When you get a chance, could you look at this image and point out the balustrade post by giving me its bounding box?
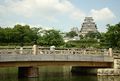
[83,49,86,55]
[33,45,37,55]
[109,48,113,57]
[20,47,23,54]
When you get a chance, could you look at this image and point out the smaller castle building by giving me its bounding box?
[71,27,79,35]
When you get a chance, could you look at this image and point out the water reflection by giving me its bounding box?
[18,74,97,81]
[19,78,39,81]
[19,76,120,81]
[98,76,120,81]
[0,67,120,81]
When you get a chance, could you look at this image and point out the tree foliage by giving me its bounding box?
[105,23,120,48]
[65,38,98,48]
[1,22,120,49]
[0,24,38,46]
[0,25,64,47]
[66,31,78,38]
[37,29,64,46]
[85,31,101,39]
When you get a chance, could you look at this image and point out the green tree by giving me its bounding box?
[13,24,38,46]
[4,28,13,43]
[37,29,64,46]
[105,23,120,48]
[0,27,5,43]
[85,31,101,39]
[66,31,78,38]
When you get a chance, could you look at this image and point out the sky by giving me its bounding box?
[0,0,119,32]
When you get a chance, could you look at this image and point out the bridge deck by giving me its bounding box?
[0,54,113,62]
[0,54,113,67]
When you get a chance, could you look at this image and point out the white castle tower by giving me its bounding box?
[80,17,98,36]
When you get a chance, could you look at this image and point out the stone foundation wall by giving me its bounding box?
[114,59,120,69]
[97,58,120,75]
[97,69,120,75]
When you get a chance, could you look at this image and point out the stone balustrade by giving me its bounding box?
[113,50,120,58]
[0,48,109,56]
[38,49,107,55]
[0,49,32,55]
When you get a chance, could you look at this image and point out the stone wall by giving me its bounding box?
[98,69,120,75]
[97,58,120,75]
[114,59,120,69]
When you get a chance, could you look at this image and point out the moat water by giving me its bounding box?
[0,66,120,81]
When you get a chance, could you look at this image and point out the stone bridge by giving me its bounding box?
[0,46,119,77]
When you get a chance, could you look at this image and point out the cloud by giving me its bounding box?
[0,0,116,25]
[0,5,8,16]
[0,0,85,21]
[70,9,85,20]
[90,8,116,21]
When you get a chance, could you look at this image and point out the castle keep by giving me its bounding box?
[80,17,98,36]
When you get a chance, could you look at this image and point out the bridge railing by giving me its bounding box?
[0,49,32,55]
[37,48,108,55]
[0,49,19,54]
[113,50,120,58]
[0,48,110,56]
